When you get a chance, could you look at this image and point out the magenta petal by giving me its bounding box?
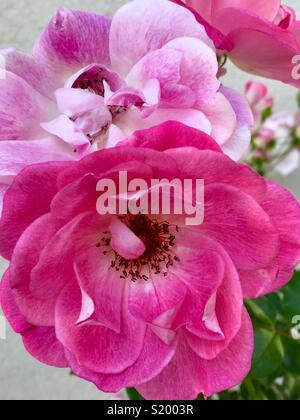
[8,214,63,327]
[137,309,253,400]
[194,308,254,398]
[0,182,10,215]
[65,328,177,392]
[203,183,279,271]
[74,246,125,333]
[164,148,267,202]
[229,27,299,87]
[172,0,234,51]
[123,121,221,153]
[29,213,108,301]
[1,269,67,367]
[0,270,31,334]
[129,272,187,323]
[23,327,68,368]
[33,9,111,76]
[186,244,243,359]
[240,181,300,298]
[0,161,69,260]
[55,282,146,374]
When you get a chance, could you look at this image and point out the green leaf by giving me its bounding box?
[126,388,144,400]
[282,336,300,375]
[261,106,272,122]
[282,271,300,320]
[246,297,278,327]
[251,329,284,378]
[297,91,300,109]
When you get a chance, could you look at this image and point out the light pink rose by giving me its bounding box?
[245,80,300,176]
[1,122,300,400]
[0,0,253,213]
[245,81,274,129]
[181,0,300,87]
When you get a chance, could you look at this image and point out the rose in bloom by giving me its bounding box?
[180,0,300,86]
[0,0,253,213]
[1,122,300,400]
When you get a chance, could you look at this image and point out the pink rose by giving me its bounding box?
[0,0,253,213]
[245,80,300,176]
[180,0,300,87]
[1,122,300,400]
[245,81,274,129]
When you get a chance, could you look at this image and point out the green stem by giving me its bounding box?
[126,388,144,400]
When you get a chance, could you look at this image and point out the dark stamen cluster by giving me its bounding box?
[96,215,180,282]
[72,71,105,96]
[108,105,128,120]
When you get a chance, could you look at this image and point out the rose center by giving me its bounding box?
[96,215,180,282]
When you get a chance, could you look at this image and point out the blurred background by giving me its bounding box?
[0,0,299,400]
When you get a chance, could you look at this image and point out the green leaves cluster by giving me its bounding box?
[216,271,300,400]
[127,272,300,401]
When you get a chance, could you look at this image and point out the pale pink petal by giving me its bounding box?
[0,48,60,98]
[110,0,213,76]
[201,92,237,146]
[0,71,55,140]
[245,80,268,106]
[220,86,253,160]
[117,108,212,138]
[55,88,105,116]
[276,149,300,176]
[126,37,219,109]
[0,138,73,178]
[41,115,90,153]
[109,219,146,260]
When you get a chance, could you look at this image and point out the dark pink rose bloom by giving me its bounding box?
[1,122,300,400]
[180,0,300,87]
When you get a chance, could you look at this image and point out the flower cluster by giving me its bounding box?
[0,0,300,401]
[246,81,300,176]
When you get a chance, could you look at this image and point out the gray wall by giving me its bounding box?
[0,0,299,400]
